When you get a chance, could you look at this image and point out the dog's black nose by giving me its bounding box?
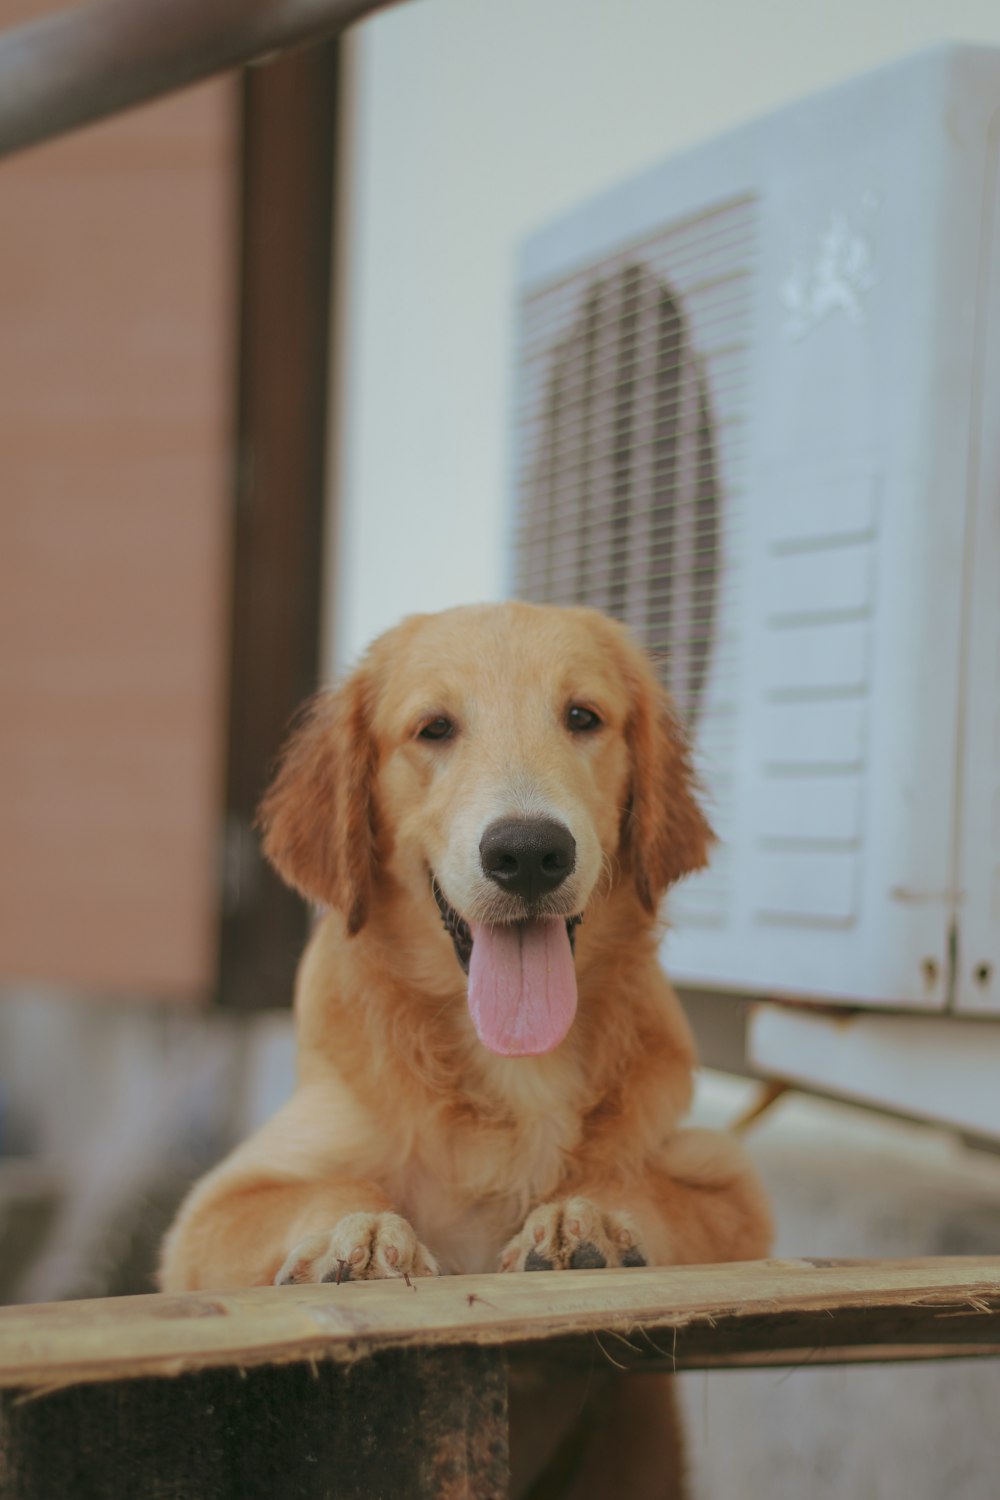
[479,818,576,903]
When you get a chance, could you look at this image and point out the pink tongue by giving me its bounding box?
[467,919,577,1057]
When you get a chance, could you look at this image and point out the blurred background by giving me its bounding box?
[2,1,1000,1496]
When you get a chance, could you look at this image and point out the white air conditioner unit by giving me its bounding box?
[510,44,1000,1022]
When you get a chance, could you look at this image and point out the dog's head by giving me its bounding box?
[259,603,712,1056]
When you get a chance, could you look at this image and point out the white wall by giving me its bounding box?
[328,0,1000,671]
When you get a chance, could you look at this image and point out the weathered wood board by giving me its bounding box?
[0,1346,509,1500]
[1,1258,999,1390]
[1,1260,998,1499]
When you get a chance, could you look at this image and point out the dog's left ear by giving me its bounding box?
[621,651,715,914]
[257,669,377,935]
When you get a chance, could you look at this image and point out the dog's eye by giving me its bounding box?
[418,717,455,743]
[566,705,603,734]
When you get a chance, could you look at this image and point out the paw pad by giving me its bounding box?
[569,1241,607,1269]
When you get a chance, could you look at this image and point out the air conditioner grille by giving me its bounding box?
[514,196,757,925]
[515,196,754,714]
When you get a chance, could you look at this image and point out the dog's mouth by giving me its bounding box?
[432,878,582,1059]
[431,880,581,973]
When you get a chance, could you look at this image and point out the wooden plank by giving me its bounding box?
[1,1259,998,1391]
[217,41,339,1011]
[0,0,400,160]
[0,1346,508,1500]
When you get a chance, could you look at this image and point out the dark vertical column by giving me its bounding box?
[218,42,341,1010]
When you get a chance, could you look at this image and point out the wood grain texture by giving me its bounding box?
[1,1258,998,1392]
[0,1346,508,1500]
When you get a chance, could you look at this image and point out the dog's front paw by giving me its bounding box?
[499,1197,648,1272]
[274,1211,440,1285]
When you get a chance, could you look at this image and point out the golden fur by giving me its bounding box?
[160,602,772,1497]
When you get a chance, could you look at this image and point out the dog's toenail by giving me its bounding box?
[566,1219,581,1237]
[525,1248,555,1271]
[383,1246,399,1266]
[621,1248,647,1267]
[533,1225,545,1244]
[349,1246,366,1264]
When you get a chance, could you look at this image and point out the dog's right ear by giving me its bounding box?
[257,670,377,935]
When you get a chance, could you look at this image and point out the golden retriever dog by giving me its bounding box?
[160,601,772,1497]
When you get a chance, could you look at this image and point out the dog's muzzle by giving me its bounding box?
[430,878,581,975]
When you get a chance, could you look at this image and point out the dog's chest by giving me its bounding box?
[395,1103,583,1274]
